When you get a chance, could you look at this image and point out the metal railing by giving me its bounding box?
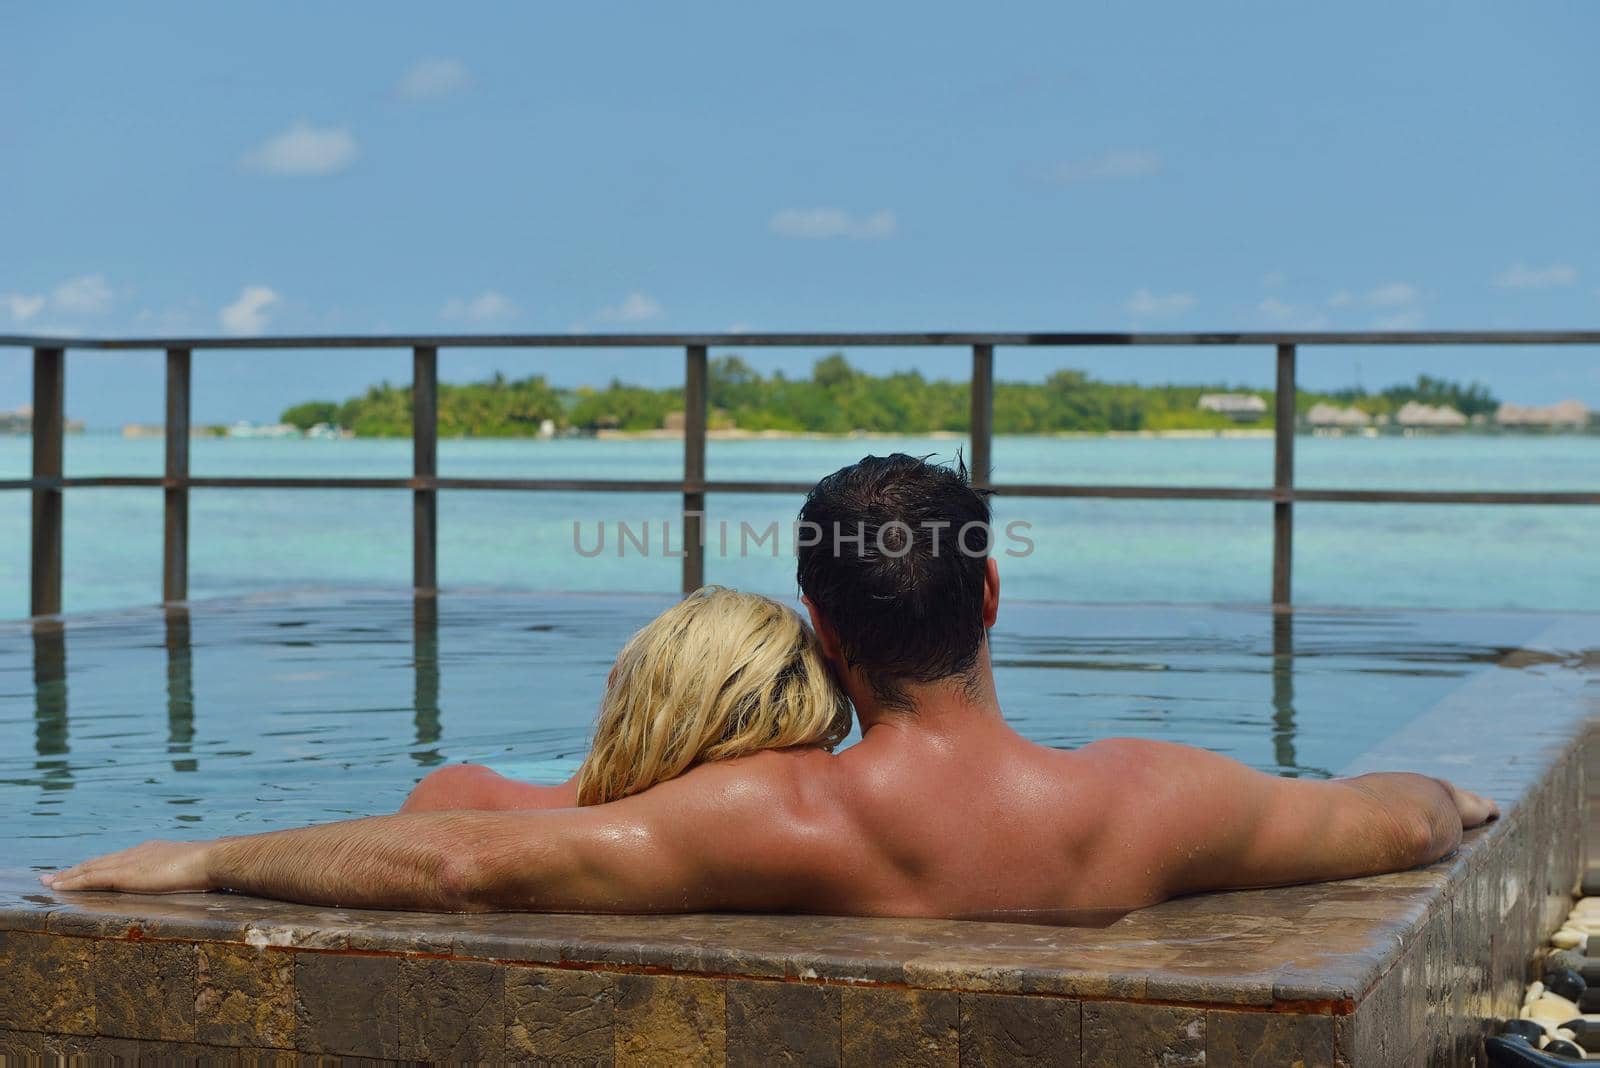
[3,330,1598,618]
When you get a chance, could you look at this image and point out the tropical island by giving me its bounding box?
[278,354,1590,437]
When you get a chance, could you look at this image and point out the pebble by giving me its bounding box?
[1561,1018,1600,1054]
[1546,969,1589,1003]
[1547,950,1600,984]
[1553,929,1589,950]
[1526,992,1585,1022]
[1504,1018,1552,1044]
[1504,899,1600,1063]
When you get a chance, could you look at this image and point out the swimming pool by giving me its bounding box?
[0,591,1572,870]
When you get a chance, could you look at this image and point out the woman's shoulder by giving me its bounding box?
[670,744,843,804]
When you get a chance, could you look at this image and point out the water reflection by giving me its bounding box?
[31,621,71,790]
[166,607,196,773]
[1270,612,1298,775]
[412,595,443,767]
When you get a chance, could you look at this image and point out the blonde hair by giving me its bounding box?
[576,586,851,806]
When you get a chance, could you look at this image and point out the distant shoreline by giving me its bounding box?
[22,425,1600,442]
[593,427,1281,441]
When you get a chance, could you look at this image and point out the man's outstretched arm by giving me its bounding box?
[45,812,512,910]
[42,756,837,913]
[1084,739,1498,900]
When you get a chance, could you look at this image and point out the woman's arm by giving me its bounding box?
[400,763,579,813]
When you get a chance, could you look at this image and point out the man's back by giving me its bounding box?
[772,710,1120,918]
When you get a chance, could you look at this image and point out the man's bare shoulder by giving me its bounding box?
[1067,736,1222,785]
[1076,736,1206,761]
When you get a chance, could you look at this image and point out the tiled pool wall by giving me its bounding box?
[0,639,1594,1066]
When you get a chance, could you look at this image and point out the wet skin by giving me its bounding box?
[43,560,1496,917]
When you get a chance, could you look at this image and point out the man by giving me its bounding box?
[43,454,1496,916]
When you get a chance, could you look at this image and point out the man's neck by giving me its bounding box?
[850,660,1005,735]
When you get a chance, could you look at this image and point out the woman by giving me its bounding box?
[399,586,851,813]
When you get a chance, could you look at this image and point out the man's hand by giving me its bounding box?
[1437,779,1499,829]
[41,839,216,895]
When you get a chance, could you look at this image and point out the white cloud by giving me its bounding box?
[2,293,45,322]
[1373,309,1425,330]
[1031,150,1162,184]
[51,273,114,315]
[768,208,898,241]
[1366,283,1418,307]
[597,292,663,323]
[240,121,357,177]
[1265,281,1424,328]
[442,291,519,323]
[1493,262,1577,289]
[1125,288,1196,318]
[1256,297,1328,330]
[398,58,469,101]
[219,285,280,336]
[4,274,117,322]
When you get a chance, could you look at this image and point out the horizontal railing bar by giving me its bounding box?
[24,476,690,491]
[994,484,1276,501]
[1292,488,1600,505]
[3,476,1595,505]
[4,476,811,493]
[993,485,1600,505]
[3,330,1600,350]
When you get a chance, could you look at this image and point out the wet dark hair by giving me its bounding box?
[796,453,992,708]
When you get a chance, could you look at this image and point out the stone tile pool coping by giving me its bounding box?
[0,616,1595,1064]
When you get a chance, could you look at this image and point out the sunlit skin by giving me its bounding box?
[43,560,1497,917]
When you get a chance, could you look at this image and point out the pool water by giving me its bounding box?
[0,591,1574,869]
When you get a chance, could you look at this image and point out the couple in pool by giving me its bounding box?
[45,454,1497,916]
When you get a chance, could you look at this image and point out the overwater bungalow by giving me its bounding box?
[1305,402,1372,429]
[1496,398,1590,429]
[1395,400,1469,428]
[1196,392,1268,422]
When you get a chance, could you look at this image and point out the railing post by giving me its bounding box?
[163,347,191,603]
[413,345,439,593]
[1272,343,1296,606]
[970,344,994,488]
[30,347,64,617]
[682,344,707,594]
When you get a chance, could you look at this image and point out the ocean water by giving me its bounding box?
[0,433,1595,617]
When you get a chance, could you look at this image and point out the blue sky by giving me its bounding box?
[2,1,1597,426]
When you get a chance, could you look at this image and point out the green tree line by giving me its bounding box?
[281,355,1499,436]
